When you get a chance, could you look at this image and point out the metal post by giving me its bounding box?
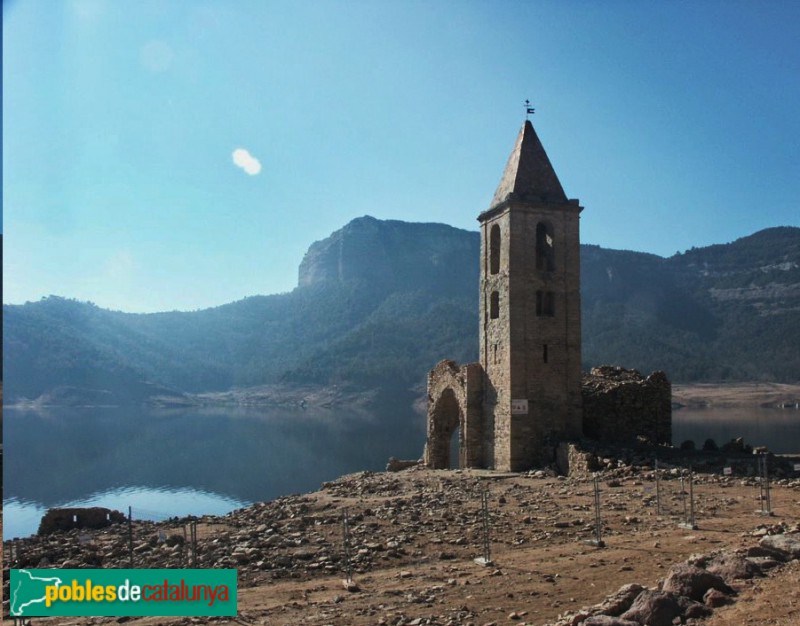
[481,490,491,563]
[593,475,603,546]
[584,475,605,548]
[128,507,134,568]
[756,454,773,516]
[655,459,662,516]
[681,476,687,520]
[189,520,198,567]
[342,509,353,584]
[688,468,696,528]
[678,469,698,530]
[474,490,493,565]
[764,456,772,514]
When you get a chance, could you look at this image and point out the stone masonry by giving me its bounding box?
[582,366,672,445]
[424,119,672,472]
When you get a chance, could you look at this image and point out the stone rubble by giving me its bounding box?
[3,461,799,624]
[544,527,800,626]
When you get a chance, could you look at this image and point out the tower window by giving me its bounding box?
[489,224,501,275]
[490,291,500,319]
[536,291,555,317]
[543,344,549,363]
[535,222,555,271]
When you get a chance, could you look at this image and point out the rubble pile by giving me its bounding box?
[547,529,800,626]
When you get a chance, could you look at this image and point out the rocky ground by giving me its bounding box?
[4,453,800,626]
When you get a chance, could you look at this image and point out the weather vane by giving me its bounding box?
[525,99,535,119]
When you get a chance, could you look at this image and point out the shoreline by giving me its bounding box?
[4,463,800,625]
[7,380,800,410]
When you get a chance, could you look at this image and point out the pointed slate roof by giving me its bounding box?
[489,120,567,209]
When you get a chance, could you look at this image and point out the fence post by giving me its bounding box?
[756,453,773,516]
[128,506,134,568]
[189,520,198,567]
[584,475,605,548]
[678,468,698,530]
[473,489,493,566]
[655,459,662,516]
[341,509,359,590]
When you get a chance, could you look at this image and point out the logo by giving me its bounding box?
[10,569,237,617]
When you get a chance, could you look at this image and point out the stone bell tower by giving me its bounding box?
[478,119,583,471]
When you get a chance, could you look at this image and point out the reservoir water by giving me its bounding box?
[4,403,799,539]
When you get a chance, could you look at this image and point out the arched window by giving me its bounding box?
[489,224,501,275]
[490,291,500,319]
[536,222,555,271]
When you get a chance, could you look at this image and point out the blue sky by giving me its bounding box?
[4,0,799,313]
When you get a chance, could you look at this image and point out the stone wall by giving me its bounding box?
[556,442,601,476]
[38,507,126,535]
[582,366,672,445]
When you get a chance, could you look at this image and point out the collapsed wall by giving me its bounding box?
[582,366,672,445]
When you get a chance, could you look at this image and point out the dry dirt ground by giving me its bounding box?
[5,464,800,626]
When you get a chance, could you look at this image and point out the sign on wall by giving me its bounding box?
[511,399,529,415]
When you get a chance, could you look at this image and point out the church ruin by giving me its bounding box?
[424,118,671,472]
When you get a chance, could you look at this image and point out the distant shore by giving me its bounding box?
[672,381,800,409]
[7,380,800,411]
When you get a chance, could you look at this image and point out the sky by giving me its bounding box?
[4,0,799,313]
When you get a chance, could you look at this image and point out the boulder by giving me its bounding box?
[661,562,734,601]
[620,590,705,626]
[704,588,734,608]
[591,583,645,617]
[760,534,800,559]
[705,552,762,580]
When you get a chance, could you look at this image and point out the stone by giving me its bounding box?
[556,443,599,476]
[620,590,682,626]
[582,617,640,626]
[759,534,800,559]
[661,563,734,601]
[591,583,644,616]
[705,552,762,580]
[620,590,708,626]
[38,507,126,535]
[703,588,733,608]
[582,367,671,445]
[386,458,419,472]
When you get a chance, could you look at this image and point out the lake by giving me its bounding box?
[4,403,799,539]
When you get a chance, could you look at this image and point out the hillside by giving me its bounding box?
[3,218,799,404]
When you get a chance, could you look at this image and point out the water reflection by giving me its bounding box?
[4,402,798,539]
[4,487,246,541]
[3,399,426,539]
[672,406,800,453]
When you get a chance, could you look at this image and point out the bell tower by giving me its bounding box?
[478,119,583,471]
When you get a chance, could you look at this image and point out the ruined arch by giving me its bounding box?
[427,388,462,468]
[424,360,485,469]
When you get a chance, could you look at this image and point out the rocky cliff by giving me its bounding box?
[298,215,479,295]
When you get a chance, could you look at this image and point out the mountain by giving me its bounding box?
[3,218,799,404]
